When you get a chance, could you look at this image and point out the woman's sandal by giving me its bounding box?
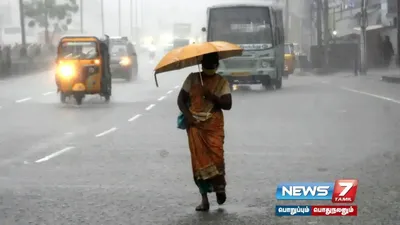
[214,184,226,205]
[216,192,226,205]
[195,203,210,211]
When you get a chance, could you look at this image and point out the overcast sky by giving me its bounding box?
[76,0,288,37]
[75,0,220,37]
[1,0,308,40]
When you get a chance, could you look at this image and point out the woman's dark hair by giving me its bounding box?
[201,52,219,69]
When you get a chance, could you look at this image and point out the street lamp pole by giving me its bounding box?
[285,0,289,41]
[360,0,367,74]
[316,0,323,68]
[80,0,83,33]
[130,0,133,39]
[18,0,27,48]
[101,0,104,35]
[118,0,122,36]
[323,0,329,71]
[397,0,400,66]
[135,0,139,44]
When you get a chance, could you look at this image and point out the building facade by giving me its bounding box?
[333,0,397,67]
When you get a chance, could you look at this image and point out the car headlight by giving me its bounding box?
[119,57,131,66]
[58,64,75,78]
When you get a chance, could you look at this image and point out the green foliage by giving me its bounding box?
[24,0,79,31]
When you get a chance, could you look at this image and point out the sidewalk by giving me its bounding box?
[321,68,400,83]
[371,68,400,83]
[0,56,54,79]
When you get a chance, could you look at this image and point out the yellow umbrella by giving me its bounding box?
[153,41,243,87]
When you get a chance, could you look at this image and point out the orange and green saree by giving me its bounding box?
[181,72,231,194]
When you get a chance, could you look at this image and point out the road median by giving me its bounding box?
[0,56,54,78]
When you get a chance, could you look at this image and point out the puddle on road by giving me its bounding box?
[182,204,267,215]
[170,205,269,225]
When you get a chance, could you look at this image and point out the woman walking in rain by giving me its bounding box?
[177,52,232,211]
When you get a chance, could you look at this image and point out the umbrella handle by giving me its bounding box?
[197,64,203,86]
[154,72,159,87]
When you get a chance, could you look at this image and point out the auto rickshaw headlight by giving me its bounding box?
[58,64,75,77]
[119,57,131,66]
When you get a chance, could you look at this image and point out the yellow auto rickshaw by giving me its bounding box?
[55,35,112,105]
[284,43,296,76]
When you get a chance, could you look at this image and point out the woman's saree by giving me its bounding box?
[185,73,230,194]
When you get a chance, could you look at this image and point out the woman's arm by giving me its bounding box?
[177,90,193,118]
[205,78,232,110]
[217,94,232,110]
[177,73,195,117]
[207,93,232,110]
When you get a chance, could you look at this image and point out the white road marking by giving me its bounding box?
[95,127,117,137]
[42,91,54,96]
[174,85,180,89]
[341,86,400,104]
[321,80,330,84]
[145,104,155,110]
[158,96,166,101]
[128,114,142,122]
[35,146,75,163]
[16,97,32,103]
[167,90,173,94]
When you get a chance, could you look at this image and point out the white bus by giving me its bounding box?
[203,1,285,89]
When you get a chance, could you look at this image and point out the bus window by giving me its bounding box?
[208,7,273,49]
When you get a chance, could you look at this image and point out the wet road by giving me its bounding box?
[0,57,399,225]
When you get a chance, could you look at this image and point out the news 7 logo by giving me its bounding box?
[332,179,358,203]
[276,179,358,203]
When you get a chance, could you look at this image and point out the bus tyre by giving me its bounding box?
[262,78,274,90]
[283,72,289,79]
[275,76,282,89]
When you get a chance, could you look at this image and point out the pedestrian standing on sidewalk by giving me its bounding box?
[0,46,3,76]
[376,34,384,67]
[353,43,360,75]
[4,45,11,74]
[382,36,394,68]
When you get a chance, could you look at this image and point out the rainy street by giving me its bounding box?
[0,54,398,224]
